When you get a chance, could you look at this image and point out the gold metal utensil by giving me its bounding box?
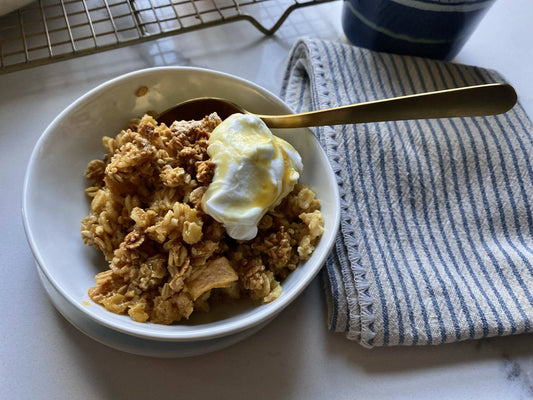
[156,83,517,128]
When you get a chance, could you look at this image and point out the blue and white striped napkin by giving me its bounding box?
[281,38,533,347]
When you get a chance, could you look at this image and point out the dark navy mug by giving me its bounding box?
[342,0,496,60]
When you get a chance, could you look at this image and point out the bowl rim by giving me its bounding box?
[22,66,340,342]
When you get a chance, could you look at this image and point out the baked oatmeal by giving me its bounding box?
[81,113,324,324]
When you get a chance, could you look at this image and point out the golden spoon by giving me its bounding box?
[156,83,517,128]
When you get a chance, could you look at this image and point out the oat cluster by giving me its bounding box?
[81,114,324,324]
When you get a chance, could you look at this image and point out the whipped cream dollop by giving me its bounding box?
[201,113,303,240]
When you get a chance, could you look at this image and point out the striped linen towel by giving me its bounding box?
[281,38,533,347]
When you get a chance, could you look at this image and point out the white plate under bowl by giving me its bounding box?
[35,263,269,358]
[22,67,340,356]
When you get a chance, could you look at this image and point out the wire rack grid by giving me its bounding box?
[0,0,336,74]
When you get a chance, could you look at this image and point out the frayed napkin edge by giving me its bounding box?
[281,37,377,347]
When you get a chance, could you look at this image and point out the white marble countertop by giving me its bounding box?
[1,1,532,399]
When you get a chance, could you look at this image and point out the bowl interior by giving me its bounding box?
[23,67,340,341]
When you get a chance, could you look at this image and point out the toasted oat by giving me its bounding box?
[81,113,324,324]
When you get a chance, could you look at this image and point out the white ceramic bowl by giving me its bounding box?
[22,67,340,356]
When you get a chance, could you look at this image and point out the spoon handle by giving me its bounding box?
[257,83,517,129]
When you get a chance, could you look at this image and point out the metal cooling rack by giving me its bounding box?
[0,0,335,74]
